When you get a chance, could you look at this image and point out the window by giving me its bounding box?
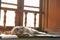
[0,0,17,34]
[24,0,40,7]
[26,13,34,27]
[6,10,15,26]
[24,7,39,11]
[1,0,17,4]
[24,0,40,11]
[1,0,17,26]
[1,4,17,9]
[1,0,17,9]
[0,10,16,26]
[0,10,4,26]
[36,14,39,27]
[1,0,40,28]
[23,13,39,28]
[23,0,40,28]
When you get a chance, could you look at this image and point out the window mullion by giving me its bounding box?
[3,10,7,33]
[34,13,37,29]
[25,12,28,26]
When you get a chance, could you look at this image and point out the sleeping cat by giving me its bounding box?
[11,26,34,35]
[11,26,46,36]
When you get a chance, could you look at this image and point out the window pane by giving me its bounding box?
[1,4,17,9]
[26,13,34,27]
[36,14,39,27]
[24,0,40,7]
[6,10,15,26]
[0,10,4,26]
[1,0,17,4]
[24,7,39,11]
[23,12,25,26]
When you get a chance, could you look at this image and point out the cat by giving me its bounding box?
[11,26,46,36]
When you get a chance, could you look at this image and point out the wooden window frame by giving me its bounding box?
[0,0,45,33]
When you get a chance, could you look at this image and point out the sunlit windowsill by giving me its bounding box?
[0,33,60,38]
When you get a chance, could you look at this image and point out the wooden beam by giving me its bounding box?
[25,12,28,26]
[17,0,24,26]
[39,0,43,31]
[4,10,7,33]
[34,13,37,29]
[1,7,18,11]
[24,5,39,8]
[24,10,39,13]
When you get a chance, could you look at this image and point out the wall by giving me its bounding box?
[44,0,60,33]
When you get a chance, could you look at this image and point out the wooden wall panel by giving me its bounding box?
[42,0,48,32]
[48,0,60,33]
[44,0,60,33]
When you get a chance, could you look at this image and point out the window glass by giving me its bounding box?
[23,13,39,28]
[1,0,17,9]
[6,10,15,26]
[23,0,40,27]
[23,12,25,26]
[36,14,39,27]
[26,13,34,27]
[24,0,40,11]
[0,10,4,26]
[24,7,39,11]
[1,4,17,9]
[24,0,40,7]
[1,0,17,4]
